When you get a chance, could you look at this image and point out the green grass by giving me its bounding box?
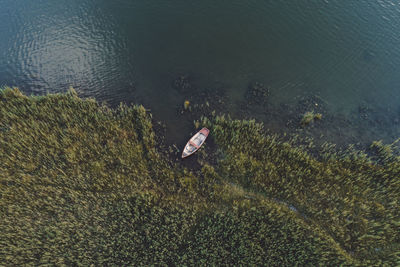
[0,87,398,265]
[201,115,400,265]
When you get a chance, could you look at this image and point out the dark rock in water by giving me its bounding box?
[245,82,270,106]
[172,75,192,93]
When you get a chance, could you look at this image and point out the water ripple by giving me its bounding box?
[0,0,400,115]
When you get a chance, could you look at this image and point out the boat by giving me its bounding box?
[182,128,210,158]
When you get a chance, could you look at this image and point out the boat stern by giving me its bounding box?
[200,127,210,136]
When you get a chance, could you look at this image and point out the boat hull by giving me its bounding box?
[182,128,209,158]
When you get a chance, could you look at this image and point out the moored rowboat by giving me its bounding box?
[182,128,209,158]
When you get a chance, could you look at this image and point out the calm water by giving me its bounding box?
[1,0,400,143]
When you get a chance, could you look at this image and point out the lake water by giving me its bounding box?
[1,0,400,145]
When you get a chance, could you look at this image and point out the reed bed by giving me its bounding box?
[201,115,400,265]
[0,87,398,265]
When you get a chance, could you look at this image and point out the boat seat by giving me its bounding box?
[189,140,200,149]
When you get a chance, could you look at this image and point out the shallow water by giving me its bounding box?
[1,0,400,144]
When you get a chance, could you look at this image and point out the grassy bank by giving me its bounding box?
[0,87,398,265]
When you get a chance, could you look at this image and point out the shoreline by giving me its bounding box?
[161,75,400,161]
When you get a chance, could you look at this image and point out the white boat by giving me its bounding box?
[182,128,209,158]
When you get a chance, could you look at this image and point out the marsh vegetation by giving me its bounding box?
[0,88,399,265]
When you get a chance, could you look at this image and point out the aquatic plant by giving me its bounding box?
[1,87,398,265]
[172,75,192,93]
[314,112,322,120]
[300,111,322,126]
[184,100,190,110]
[245,81,270,106]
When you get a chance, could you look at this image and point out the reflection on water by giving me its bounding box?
[0,0,135,102]
[0,0,400,144]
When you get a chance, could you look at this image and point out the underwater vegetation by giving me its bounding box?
[245,82,270,106]
[172,75,192,93]
[0,87,399,265]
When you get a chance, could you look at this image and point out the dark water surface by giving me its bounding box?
[1,0,400,144]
